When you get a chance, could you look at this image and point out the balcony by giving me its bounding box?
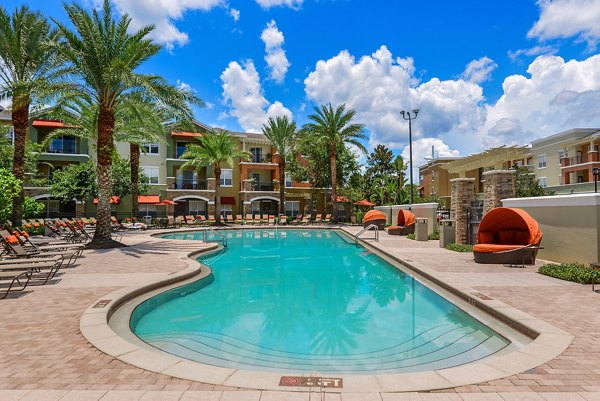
[23,175,52,188]
[47,138,78,154]
[174,179,208,190]
[252,181,275,191]
[562,155,588,167]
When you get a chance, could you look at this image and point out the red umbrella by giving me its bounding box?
[353,199,375,206]
[153,200,178,206]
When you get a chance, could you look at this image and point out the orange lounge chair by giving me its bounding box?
[245,214,253,225]
[362,210,386,230]
[387,209,416,235]
[473,207,543,265]
[234,214,244,224]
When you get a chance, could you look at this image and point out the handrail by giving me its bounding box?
[355,224,379,243]
[202,227,227,247]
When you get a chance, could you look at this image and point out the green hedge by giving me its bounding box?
[445,243,474,252]
[406,231,439,241]
[538,263,600,284]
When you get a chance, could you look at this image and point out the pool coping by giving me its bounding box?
[80,226,574,393]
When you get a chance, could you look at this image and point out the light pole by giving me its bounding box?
[400,109,419,205]
[593,167,599,193]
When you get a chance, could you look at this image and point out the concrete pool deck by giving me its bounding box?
[1,226,600,400]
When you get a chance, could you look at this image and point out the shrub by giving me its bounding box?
[355,211,364,224]
[445,243,474,252]
[406,233,415,240]
[538,263,600,284]
[405,231,439,241]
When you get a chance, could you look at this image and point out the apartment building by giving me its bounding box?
[7,114,325,219]
[530,128,600,194]
[418,157,461,207]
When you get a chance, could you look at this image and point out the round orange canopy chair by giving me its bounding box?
[362,210,386,229]
[473,207,543,265]
[387,209,416,235]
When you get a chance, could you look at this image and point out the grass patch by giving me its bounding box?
[538,263,600,284]
[405,231,439,241]
[445,243,473,252]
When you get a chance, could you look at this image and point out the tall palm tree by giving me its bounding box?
[0,5,62,226]
[392,155,407,203]
[261,116,297,216]
[303,103,367,222]
[181,129,250,224]
[53,0,197,245]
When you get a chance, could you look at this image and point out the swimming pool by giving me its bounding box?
[131,229,511,374]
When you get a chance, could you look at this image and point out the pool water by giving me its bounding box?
[131,229,510,374]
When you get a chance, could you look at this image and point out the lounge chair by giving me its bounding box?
[245,214,253,225]
[322,214,331,224]
[0,233,83,267]
[207,215,216,224]
[300,215,310,225]
[473,207,543,265]
[268,215,275,225]
[253,214,262,225]
[387,210,416,235]
[291,214,302,225]
[0,256,64,287]
[234,214,244,224]
[226,214,234,224]
[362,210,386,230]
[185,215,197,226]
[314,214,322,225]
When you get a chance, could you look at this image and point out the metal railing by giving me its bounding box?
[174,180,208,190]
[354,224,379,243]
[252,181,275,191]
[201,227,227,247]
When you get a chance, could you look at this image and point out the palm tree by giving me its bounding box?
[53,0,197,245]
[303,103,367,222]
[392,155,407,203]
[181,129,250,224]
[0,5,62,226]
[261,116,297,216]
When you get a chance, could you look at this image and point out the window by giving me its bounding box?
[250,147,262,163]
[188,200,206,216]
[285,173,292,188]
[45,200,60,215]
[538,177,547,188]
[220,169,233,186]
[6,126,14,144]
[558,150,564,160]
[285,201,300,216]
[220,204,232,217]
[142,166,159,184]
[538,154,546,169]
[142,142,159,155]
[48,136,77,154]
[176,142,188,158]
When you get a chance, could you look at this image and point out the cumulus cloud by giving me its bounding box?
[401,138,461,183]
[112,0,224,51]
[460,57,497,84]
[220,60,292,132]
[176,80,193,92]
[255,0,303,9]
[260,20,290,83]
[507,45,558,60]
[528,0,600,48]
[230,8,240,22]
[304,46,486,153]
[482,54,600,147]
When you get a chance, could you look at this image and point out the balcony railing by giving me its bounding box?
[174,179,207,190]
[47,138,78,154]
[252,181,274,191]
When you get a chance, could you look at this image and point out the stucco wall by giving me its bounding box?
[502,194,600,264]
[375,203,437,234]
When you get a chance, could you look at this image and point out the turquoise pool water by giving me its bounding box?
[131,229,510,374]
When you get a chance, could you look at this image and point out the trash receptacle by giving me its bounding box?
[143,215,152,226]
[439,219,455,248]
[415,218,428,241]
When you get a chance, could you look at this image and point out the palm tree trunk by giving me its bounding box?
[278,160,285,216]
[330,144,338,223]
[11,101,29,227]
[92,105,115,244]
[130,143,140,217]
[214,164,221,224]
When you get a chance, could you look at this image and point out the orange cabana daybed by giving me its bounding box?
[473,207,543,265]
[387,209,416,236]
[362,210,386,230]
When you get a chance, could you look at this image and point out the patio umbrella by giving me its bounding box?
[353,199,375,206]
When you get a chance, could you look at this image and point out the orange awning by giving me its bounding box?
[93,196,120,204]
[221,197,236,205]
[32,120,78,128]
[171,131,202,138]
[138,195,160,204]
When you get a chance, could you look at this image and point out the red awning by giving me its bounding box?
[32,120,78,128]
[93,196,120,204]
[138,195,160,204]
[171,131,202,138]
[221,197,236,205]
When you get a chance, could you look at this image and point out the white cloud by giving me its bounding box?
[220,60,292,132]
[260,20,290,83]
[255,0,303,9]
[230,8,240,22]
[507,45,558,60]
[176,80,193,92]
[401,138,461,183]
[112,0,224,51]
[528,0,600,48]
[482,54,600,147]
[304,46,486,154]
[460,57,497,84]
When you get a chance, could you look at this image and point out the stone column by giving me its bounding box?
[207,178,216,191]
[450,178,476,245]
[166,177,175,189]
[242,179,253,191]
[483,170,516,215]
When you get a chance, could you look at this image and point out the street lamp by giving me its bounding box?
[400,109,419,205]
[593,167,599,193]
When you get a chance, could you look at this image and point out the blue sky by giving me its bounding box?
[4,0,600,170]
